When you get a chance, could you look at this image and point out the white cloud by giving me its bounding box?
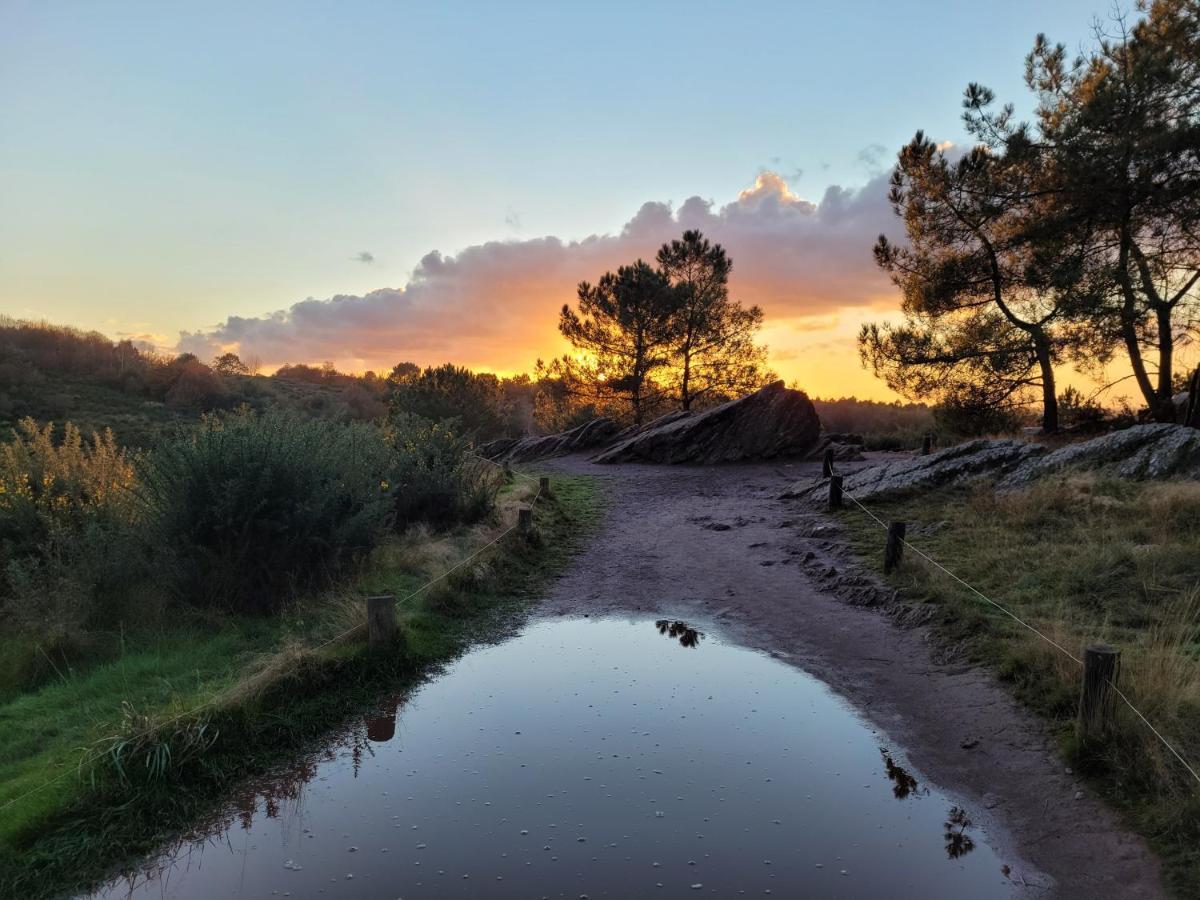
[179,170,899,373]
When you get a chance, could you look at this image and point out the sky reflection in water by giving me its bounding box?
[93,617,1015,899]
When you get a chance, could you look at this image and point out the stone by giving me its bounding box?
[997,423,1200,489]
[781,438,1042,501]
[783,423,1200,502]
[478,417,621,464]
[593,381,821,465]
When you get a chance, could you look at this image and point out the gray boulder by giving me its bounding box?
[783,423,1200,502]
[478,417,621,464]
[594,381,821,465]
[997,423,1200,489]
[782,438,1043,501]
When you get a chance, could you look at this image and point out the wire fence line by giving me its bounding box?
[829,466,1200,792]
[0,457,545,816]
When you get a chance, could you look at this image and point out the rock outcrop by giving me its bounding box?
[781,438,1042,500]
[594,381,821,465]
[478,416,621,464]
[996,423,1200,489]
[783,423,1200,502]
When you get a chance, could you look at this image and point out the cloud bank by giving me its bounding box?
[179,170,899,375]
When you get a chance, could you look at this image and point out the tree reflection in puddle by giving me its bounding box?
[654,619,704,648]
[880,748,976,861]
[944,806,977,859]
[880,747,926,800]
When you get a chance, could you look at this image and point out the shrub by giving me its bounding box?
[384,414,500,529]
[138,410,394,613]
[0,419,140,635]
[389,364,512,440]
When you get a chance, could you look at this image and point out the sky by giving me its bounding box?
[0,0,1123,399]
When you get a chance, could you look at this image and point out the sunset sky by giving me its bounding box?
[2,0,1117,399]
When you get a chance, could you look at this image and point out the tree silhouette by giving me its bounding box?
[656,230,770,410]
[1014,1,1200,421]
[861,131,1084,433]
[559,260,681,425]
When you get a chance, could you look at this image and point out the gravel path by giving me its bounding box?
[536,454,1166,899]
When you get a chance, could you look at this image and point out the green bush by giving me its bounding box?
[138,410,394,613]
[384,414,499,529]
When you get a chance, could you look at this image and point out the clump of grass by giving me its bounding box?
[88,701,219,786]
[838,473,1200,895]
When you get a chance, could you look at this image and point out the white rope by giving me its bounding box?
[837,480,1200,791]
[843,491,1083,666]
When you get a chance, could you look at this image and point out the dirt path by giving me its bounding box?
[536,454,1166,899]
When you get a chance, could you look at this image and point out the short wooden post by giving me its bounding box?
[921,433,933,455]
[539,475,551,495]
[821,447,835,478]
[883,521,907,574]
[518,506,533,534]
[1078,644,1121,740]
[828,474,843,510]
[367,595,397,647]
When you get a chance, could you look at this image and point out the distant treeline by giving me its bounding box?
[0,319,1062,454]
[0,319,546,447]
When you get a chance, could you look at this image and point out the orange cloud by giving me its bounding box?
[179,171,902,395]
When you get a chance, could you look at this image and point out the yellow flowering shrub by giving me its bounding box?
[0,418,137,523]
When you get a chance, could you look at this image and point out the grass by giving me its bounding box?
[0,471,601,899]
[836,474,1200,897]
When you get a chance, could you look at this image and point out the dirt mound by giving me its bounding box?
[593,381,821,465]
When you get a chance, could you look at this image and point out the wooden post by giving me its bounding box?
[518,506,533,534]
[539,475,551,495]
[921,433,933,455]
[1078,644,1121,740]
[828,474,843,510]
[821,446,835,478]
[883,521,907,574]
[367,595,397,647]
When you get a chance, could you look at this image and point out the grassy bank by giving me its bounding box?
[0,472,600,899]
[836,474,1200,896]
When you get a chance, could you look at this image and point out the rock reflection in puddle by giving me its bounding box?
[91,617,1016,899]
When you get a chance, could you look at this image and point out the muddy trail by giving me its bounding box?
[538,454,1166,899]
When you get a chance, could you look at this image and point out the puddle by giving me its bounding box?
[91,617,1016,898]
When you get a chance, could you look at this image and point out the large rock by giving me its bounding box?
[782,438,1044,501]
[593,381,821,465]
[478,417,621,464]
[997,423,1200,489]
[782,423,1200,502]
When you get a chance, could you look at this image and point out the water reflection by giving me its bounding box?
[945,806,978,859]
[880,747,926,800]
[365,697,400,742]
[92,618,1012,899]
[655,618,704,648]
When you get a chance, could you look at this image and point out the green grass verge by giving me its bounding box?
[0,472,601,899]
[835,474,1200,897]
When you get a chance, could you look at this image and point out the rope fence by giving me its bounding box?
[825,458,1200,792]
